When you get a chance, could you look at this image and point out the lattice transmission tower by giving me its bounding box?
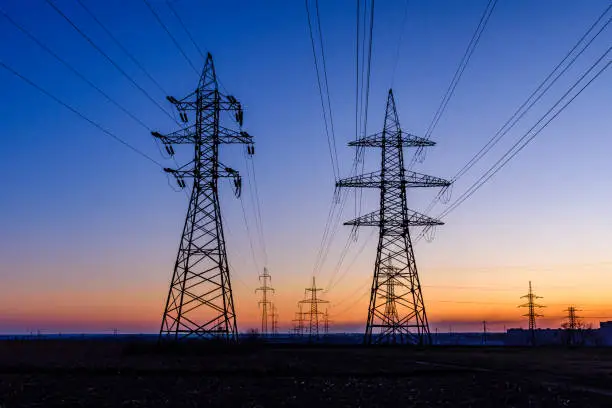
[255,267,274,336]
[299,277,329,340]
[153,53,255,341]
[519,281,545,346]
[336,89,450,345]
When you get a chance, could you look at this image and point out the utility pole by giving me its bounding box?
[298,277,329,340]
[518,281,545,346]
[153,53,254,341]
[336,89,450,345]
[255,267,274,336]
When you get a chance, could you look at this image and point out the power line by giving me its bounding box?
[390,0,409,86]
[74,0,169,96]
[0,7,151,132]
[437,48,610,220]
[315,0,340,179]
[409,0,497,169]
[416,5,611,235]
[141,0,200,76]
[305,0,340,180]
[452,6,611,186]
[43,0,176,123]
[412,47,611,244]
[0,60,162,167]
[164,0,206,60]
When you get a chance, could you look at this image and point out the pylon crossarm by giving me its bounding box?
[349,131,435,148]
[336,170,451,188]
[344,209,444,227]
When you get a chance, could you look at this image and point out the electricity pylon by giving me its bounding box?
[336,89,450,345]
[269,304,279,336]
[255,267,274,336]
[519,281,545,346]
[323,308,332,335]
[563,305,582,345]
[153,53,254,341]
[299,276,329,340]
[292,303,305,336]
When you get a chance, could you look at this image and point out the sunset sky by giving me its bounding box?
[0,0,610,334]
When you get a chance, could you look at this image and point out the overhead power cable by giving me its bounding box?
[390,0,410,86]
[164,0,206,60]
[305,0,340,181]
[0,8,151,132]
[43,0,177,123]
[141,0,199,76]
[408,0,497,169]
[418,3,611,224]
[0,60,162,167]
[74,0,168,96]
[414,48,611,244]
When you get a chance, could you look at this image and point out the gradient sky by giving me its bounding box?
[0,0,610,334]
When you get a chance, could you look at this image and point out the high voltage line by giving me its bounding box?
[74,0,168,96]
[0,60,162,168]
[408,0,497,170]
[43,0,176,123]
[305,0,340,181]
[433,48,610,223]
[141,0,199,76]
[419,3,612,220]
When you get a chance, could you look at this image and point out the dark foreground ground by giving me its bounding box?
[1,340,612,407]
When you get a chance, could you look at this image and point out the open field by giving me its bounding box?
[1,340,612,407]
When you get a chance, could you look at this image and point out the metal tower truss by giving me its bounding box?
[153,53,255,341]
[336,89,450,345]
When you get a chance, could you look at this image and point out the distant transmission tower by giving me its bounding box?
[564,305,582,345]
[292,303,305,336]
[270,304,279,336]
[336,89,450,345]
[153,53,255,341]
[519,281,545,346]
[323,308,331,335]
[299,277,329,340]
[255,267,274,336]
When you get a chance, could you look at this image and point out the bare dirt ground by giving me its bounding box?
[0,340,611,407]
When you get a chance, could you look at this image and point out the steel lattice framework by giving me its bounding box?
[152,53,254,341]
[337,89,450,345]
[519,281,544,346]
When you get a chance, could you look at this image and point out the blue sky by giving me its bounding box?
[0,0,610,333]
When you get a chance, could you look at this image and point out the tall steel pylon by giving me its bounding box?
[336,89,450,345]
[255,267,274,336]
[519,281,545,346]
[153,53,254,341]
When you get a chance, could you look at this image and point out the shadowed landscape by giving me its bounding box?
[1,340,612,407]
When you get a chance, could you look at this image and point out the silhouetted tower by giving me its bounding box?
[323,308,332,335]
[292,304,305,336]
[255,267,274,336]
[381,255,402,343]
[299,276,329,339]
[270,304,279,336]
[519,281,545,346]
[564,305,582,345]
[153,53,254,340]
[336,89,450,345]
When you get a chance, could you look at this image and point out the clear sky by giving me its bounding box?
[0,0,610,334]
